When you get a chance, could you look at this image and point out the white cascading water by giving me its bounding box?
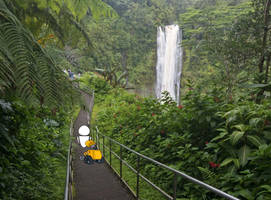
[155,25,182,104]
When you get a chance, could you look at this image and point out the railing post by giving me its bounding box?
[136,155,140,199]
[109,140,112,166]
[96,130,98,146]
[173,172,177,200]
[103,135,105,157]
[96,131,99,149]
[120,146,122,178]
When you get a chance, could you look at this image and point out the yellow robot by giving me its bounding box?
[83,140,104,164]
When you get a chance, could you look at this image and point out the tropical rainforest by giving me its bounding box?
[0,0,271,199]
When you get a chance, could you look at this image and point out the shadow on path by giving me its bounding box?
[73,91,134,200]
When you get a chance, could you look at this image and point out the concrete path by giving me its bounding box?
[73,91,134,200]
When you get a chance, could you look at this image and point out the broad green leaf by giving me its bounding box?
[233,124,246,131]
[260,185,271,192]
[259,144,269,151]
[249,118,262,127]
[216,128,228,132]
[242,83,270,88]
[227,116,236,124]
[211,131,228,142]
[239,189,252,199]
[21,160,31,166]
[263,131,271,140]
[205,142,219,148]
[220,158,234,167]
[228,165,236,175]
[233,158,240,169]
[247,135,263,147]
[239,145,250,167]
[230,131,244,145]
[240,169,250,174]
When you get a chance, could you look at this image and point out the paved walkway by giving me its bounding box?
[73,91,134,200]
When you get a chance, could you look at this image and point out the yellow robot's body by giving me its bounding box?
[84,150,103,160]
[83,140,104,164]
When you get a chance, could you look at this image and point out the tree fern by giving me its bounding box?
[0,0,76,106]
[9,0,118,47]
[67,0,118,20]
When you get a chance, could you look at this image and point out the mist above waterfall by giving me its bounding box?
[155,25,182,104]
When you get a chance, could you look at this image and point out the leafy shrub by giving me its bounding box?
[94,87,271,199]
[0,99,71,200]
[79,72,112,101]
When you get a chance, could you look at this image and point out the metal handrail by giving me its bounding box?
[94,126,239,200]
[64,121,74,200]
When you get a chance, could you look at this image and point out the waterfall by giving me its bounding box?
[155,25,183,104]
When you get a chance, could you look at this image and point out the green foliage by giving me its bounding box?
[180,0,252,90]
[69,0,118,20]
[0,99,72,200]
[93,86,271,199]
[6,0,117,51]
[0,0,77,106]
[79,72,112,101]
[180,0,271,101]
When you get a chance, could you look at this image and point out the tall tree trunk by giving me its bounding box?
[224,58,232,101]
[256,0,271,103]
[258,0,271,75]
[121,51,129,88]
[257,53,270,102]
[265,54,271,83]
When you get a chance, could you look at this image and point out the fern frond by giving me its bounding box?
[0,0,74,106]
[198,167,217,180]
